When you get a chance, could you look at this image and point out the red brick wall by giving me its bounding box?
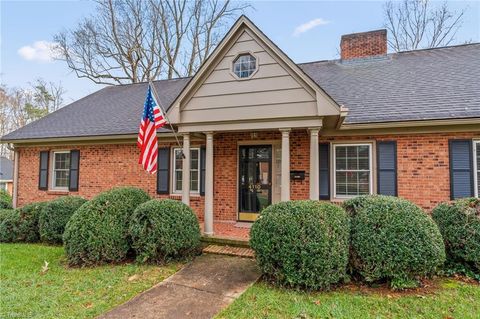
[15,130,479,221]
[16,142,205,219]
[341,29,387,60]
[319,132,479,210]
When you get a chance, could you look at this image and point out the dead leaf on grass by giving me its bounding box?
[128,274,139,282]
[84,302,93,309]
[40,261,49,275]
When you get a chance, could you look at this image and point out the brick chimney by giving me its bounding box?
[340,29,387,60]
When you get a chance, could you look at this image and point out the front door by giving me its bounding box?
[238,145,272,221]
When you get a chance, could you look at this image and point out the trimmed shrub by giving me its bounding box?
[63,187,150,266]
[344,195,445,288]
[0,189,12,209]
[129,199,201,263]
[16,202,48,242]
[39,196,87,244]
[0,209,20,242]
[250,200,350,290]
[432,198,480,272]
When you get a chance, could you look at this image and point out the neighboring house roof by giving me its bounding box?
[2,43,479,141]
[0,157,13,181]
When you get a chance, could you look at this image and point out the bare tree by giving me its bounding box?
[0,80,65,157]
[384,0,466,52]
[54,0,250,85]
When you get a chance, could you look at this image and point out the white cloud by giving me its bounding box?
[18,41,59,62]
[293,18,330,37]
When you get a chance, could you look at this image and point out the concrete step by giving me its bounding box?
[201,235,250,248]
[203,245,255,259]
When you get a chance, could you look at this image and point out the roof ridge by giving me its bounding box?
[297,42,480,66]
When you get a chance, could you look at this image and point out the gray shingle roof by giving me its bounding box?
[2,43,479,141]
[299,43,480,124]
[0,157,13,181]
[1,77,190,141]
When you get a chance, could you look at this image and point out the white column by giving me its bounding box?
[182,133,190,205]
[12,150,19,208]
[204,132,214,235]
[280,128,291,201]
[309,128,320,200]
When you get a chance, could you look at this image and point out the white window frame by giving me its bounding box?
[232,53,257,79]
[474,140,479,198]
[333,143,373,199]
[51,151,70,190]
[172,148,200,194]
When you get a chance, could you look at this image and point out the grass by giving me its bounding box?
[217,280,480,319]
[0,243,182,319]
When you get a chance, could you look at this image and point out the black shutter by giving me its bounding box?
[38,151,49,190]
[449,139,474,199]
[157,147,170,194]
[69,150,80,192]
[319,143,330,200]
[200,146,206,196]
[377,141,397,196]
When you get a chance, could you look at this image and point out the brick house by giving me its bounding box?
[2,16,479,236]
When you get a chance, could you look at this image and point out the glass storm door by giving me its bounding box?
[238,145,272,221]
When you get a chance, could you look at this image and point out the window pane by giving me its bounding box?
[175,171,182,191]
[233,54,256,78]
[55,170,69,188]
[190,171,199,191]
[55,153,70,170]
[335,145,371,197]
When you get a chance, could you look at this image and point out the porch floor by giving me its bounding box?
[199,221,251,241]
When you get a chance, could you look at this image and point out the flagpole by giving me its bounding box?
[148,80,183,152]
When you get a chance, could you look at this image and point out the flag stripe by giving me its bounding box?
[137,84,167,174]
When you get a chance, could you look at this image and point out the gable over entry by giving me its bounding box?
[167,15,342,133]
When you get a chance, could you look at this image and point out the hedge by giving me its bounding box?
[0,202,47,243]
[0,209,19,242]
[432,198,480,272]
[39,196,87,244]
[344,195,445,288]
[63,187,150,266]
[250,200,350,290]
[0,189,12,209]
[129,199,201,263]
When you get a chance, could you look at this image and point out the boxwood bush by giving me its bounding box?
[432,198,480,273]
[63,187,150,266]
[250,200,350,290]
[18,202,47,242]
[39,196,87,244]
[0,202,47,243]
[344,195,445,288]
[0,209,19,242]
[0,189,12,209]
[129,199,201,263]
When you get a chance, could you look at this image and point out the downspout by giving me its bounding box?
[6,144,18,208]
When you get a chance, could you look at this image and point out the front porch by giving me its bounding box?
[199,221,251,242]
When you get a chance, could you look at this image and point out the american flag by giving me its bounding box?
[137,84,167,174]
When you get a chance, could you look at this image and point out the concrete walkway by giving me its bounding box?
[99,254,260,319]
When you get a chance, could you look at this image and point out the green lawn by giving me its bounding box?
[218,280,480,319]
[0,243,181,319]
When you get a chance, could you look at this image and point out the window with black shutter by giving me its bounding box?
[38,151,49,190]
[449,139,474,199]
[157,147,170,194]
[319,143,330,199]
[377,141,397,196]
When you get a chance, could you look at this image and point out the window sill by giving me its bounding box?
[168,194,202,201]
[46,190,70,195]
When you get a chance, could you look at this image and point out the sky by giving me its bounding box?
[1,0,479,103]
